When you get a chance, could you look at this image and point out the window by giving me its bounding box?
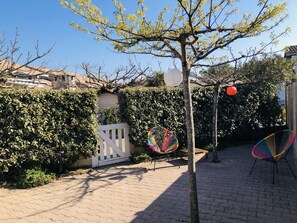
[18,73,27,78]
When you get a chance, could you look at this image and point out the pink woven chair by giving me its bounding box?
[250,130,297,183]
[147,126,179,170]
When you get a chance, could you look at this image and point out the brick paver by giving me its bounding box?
[1,145,297,223]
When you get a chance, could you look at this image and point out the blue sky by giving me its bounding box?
[1,0,297,75]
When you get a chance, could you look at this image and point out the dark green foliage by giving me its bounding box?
[15,169,55,189]
[130,152,152,164]
[0,90,98,175]
[146,71,166,87]
[254,90,283,128]
[240,55,295,89]
[98,106,121,125]
[119,87,187,147]
[220,84,282,140]
[118,85,282,148]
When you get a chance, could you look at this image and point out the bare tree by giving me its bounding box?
[81,61,151,91]
[0,28,53,85]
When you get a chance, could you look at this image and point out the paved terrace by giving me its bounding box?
[1,144,297,223]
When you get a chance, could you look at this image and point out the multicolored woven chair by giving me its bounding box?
[249,130,297,184]
[147,126,179,170]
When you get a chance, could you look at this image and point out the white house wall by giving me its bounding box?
[99,93,119,109]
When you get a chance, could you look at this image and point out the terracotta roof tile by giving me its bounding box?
[0,60,103,89]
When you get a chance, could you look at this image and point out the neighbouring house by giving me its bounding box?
[284,45,297,74]
[0,60,102,90]
[0,60,121,109]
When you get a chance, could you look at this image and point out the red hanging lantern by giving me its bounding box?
[227,86,237,96]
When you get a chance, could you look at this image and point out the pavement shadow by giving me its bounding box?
[131,144,297,223]
[7,164,148,221]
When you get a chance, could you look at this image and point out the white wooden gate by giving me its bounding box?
[92,123,130,167]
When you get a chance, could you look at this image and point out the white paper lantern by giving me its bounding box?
[164,68,182,87]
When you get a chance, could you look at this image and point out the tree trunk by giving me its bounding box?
[181,45,199,223]
[212,84,220,162]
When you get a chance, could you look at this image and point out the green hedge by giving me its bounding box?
[98,106,121,125]
[15,168,56,189]
[118,84,282,148]
[0,90,98,175]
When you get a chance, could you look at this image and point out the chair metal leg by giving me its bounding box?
[284,158,297,179]
[250,159,257,175]
[173,151,180,168]
[151,155,157,171]
[152,151,181,171]
[272,163,275,184]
